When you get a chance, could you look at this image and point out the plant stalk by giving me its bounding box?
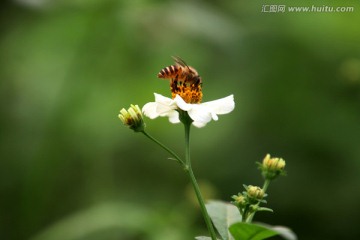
[141,119,217,239]
[184,122,218,240]
[246,179,271,223]
[141,131,185,166]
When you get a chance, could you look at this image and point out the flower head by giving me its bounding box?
[142,93,234,128]
[146,57,235,127]
[246,185,265,200]
[259,154,286,180]
[232,193,246,206]
[118,104,145,132]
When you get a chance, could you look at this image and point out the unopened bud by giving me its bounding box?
[260,154,286,180]
[232,194,246,206]
[118,104,145,132]
[263,154,286,171]
[247,185,265,200]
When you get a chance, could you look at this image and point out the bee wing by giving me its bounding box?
[172,56,188,68]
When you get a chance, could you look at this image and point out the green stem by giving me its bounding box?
[141,131,185,166]
[246,179,271,223]
[242,205,250,223]
[183,122,218,240]
[262,179,271,193]
[141,114,217,239]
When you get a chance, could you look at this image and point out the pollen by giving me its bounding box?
[170,81,203,104]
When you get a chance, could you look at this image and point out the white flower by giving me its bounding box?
[142,93,235,128]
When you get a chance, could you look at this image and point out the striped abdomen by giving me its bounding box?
[157,65,183,79]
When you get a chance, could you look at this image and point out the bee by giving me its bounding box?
[157,56,202,86]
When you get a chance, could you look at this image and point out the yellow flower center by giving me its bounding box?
[170,80,203,104]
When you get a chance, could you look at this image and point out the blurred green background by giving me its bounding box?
[1,0,360,239]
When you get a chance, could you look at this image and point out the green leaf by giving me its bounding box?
[29,202,154,240]
[260,224,297,240]
[206,200,242,240]
[229,223,278,240]
[229,222,297,240]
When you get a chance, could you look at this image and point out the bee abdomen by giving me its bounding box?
[157,65,180,79]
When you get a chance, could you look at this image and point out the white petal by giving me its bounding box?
[153,93,177,116]
[143,93,234,128]
[192,120,208,128]
[174,95,192,111]
[168,110,180,124]
[187,104,212,127]
[154,93,173,105]
[142,93,177,119]
[142,102,160,119]
[202,95,235,115]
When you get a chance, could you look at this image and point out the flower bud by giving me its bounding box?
[118,104,145,132]
[247,185,265,200]
[263,154,286,171]
[232,193,246,206]
[260,154,286,180]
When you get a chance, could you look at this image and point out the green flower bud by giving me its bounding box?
[232,193,246,206]
[263,154,286,171]
[247,185,265,200]
[260,154,286,180]
[118,104,145,132]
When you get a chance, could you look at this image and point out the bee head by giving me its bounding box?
[193,76,202,85]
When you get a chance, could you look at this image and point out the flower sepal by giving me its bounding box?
[255,206,274,213]
[178,110,193,126]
